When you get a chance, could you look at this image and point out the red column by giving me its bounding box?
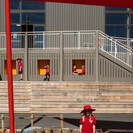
[5,0,15,133]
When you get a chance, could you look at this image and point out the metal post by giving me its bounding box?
[60,114,64,128]
[30,114,34,127]
[77,31,80,49]
[127,39,130,65]
[110,38,112,53]
[1,114,4,133]
[95,31,99,82]
[60,32,63,81]
[5,0,15,133]
[24,33,28,81]
[43,32,45,50]
[115,41,117,58]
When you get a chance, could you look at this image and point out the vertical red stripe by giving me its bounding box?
[5,0,15,133]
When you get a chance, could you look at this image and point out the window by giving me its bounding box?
[34,26,45,31]
[10,0,20,9]
[130,26,133,39]
[11,26,20,32]
[22,1,45,10]
[106,26,127,37]
[106,13,128,24]
[106,7,127,11]
[131,14,133,24]
[22,13,45,24]
[37,60,50,75]
[11,13,20,24]
[4,60,16,75]
[72,60,85,75]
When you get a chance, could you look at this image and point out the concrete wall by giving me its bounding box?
[45,2,105,31]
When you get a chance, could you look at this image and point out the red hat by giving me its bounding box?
[80,105,96,113]
[16,57,22,61]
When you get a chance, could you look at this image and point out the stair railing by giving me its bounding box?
[98,31,133,67]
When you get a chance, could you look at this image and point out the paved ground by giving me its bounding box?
[0,113,133,132]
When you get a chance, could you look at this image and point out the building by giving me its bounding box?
[0,0,132,82]
[1,0,133,40]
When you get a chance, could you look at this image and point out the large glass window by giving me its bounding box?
[10,0,45,32]
[130,26,133,38]
[106,26,127,37]
[10,0,20,9]
[11,26,20,32]
[106,13,128,24]
[34,26,45,31]
[22,1,45,10]
[22,13,45,24]
[105,7,130,38]
[11,13,20,24]
[131,14,133,24]
[106,7,127,11]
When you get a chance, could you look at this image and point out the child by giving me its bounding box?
[101,127,109,133]
[79,105,96,133]
[72,65,78,75]
[78,65,85,75]
[44,65,50,81]
[16,57,23,81]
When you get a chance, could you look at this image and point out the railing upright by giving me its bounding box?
[60,32,63,81]
[95,31,99,81]
[77,31,80,49]
[24,33,28,81]
[115,41,117,58]
[43,32,45,50]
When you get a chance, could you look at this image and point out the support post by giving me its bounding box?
[115,41,117,58]
[126,39,130,65]
[77,31,80,49]
[60,114,64,128]
[30,114,34,127]
[24,33,28,81]
[1,114,4,133]
[95,31,99,82]
[60,32,63,81]
[5,0,15,133]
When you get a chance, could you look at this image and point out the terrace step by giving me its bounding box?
[0,81,133,113]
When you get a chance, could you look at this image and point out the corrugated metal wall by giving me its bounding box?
[45,2,105,31]
[0,0,5,32]
[0,1,105,32]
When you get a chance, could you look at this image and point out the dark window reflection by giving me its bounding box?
[10,0,20,9]
[22,13,45,24]
[130,26,133,39]
[106,26,127,37]
[11,13,20,23]
[131,15,133,24]
[34,26,45,31]
[22,1,45,10]
[106,7,127,11]
[11,26,20,32]
[106,13,128,24]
